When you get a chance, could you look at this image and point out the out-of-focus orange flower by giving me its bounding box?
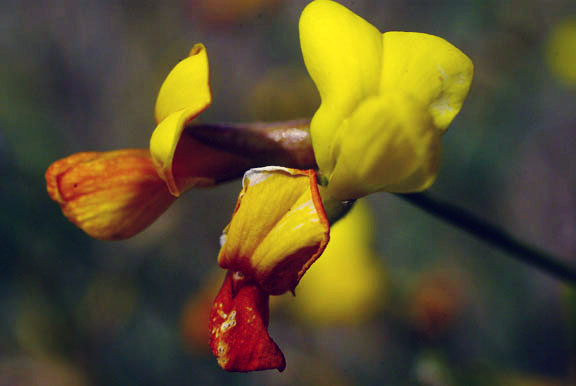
[0,357,88,386]
[409,270,468,338]
[191,0,284,25]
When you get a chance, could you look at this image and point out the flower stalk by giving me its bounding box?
[186,119,576,286]
[399,193,576,286]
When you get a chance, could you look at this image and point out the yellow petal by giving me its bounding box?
[326,93,440,200]
[150,108,207,195]
[292,200,385,325]
[154,44,211,124]
[380,31,474,131]
[150,44,211,196]
[150,108,252,196]
[300,0,383,174]
[45,150,176,240]
[218,167,329,295]
[150,44,249,196]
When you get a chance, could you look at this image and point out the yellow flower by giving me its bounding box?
[289,200,385,326]
[300,0,474,200]
[547,17,576,86]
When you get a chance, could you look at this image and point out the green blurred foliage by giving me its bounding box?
[1,0,575,384]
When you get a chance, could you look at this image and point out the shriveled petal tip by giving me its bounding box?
[300,0,382,174]
[154,43,211,124]
[45,149,176,240]
[218,167,329,295]
[380,31,473,132]
[210,271,286,372]
[326,93,440,200]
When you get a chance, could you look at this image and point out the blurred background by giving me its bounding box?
[2,0,576,384]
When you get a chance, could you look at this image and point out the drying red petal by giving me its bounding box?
[209,271,286,372]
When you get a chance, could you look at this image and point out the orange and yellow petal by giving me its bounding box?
[217,167,329,295]
[45,149,176,240]
[209,271,286,372]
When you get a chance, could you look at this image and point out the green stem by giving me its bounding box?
[399,193,576,286]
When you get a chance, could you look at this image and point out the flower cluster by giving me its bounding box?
[46,0,473,373]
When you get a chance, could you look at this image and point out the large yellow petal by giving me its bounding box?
[300,0,383,175]
[326,93,439,200]
[218,167,329,295]
[154,43,211,124]
[380,32,474,131]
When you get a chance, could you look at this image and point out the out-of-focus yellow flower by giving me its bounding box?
[300,0,473,200]
[290,200,385,325]
[547,17,576,86]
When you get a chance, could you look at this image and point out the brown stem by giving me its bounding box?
[184,119,316,170]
